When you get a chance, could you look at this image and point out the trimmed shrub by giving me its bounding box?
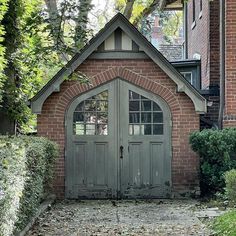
[189,128,236,196]
[0,136,58,236]
[224,169,236,202]
[0,138,26,236]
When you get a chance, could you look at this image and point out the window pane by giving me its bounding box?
[184,74,192,84]
[141,124,151,135]
[153,112,163,123]
[129,101,140,111]
[74,123,84,135]
[129,124,140,135]
[181,72,192,84]
[97,101,108,111]
[97,112,108,124]
[73,112,84,122]
[153,103,161,111]
[129,91,139,99]
[141,113,151,123]
[85,124,95,135]
[75,102,84,111]
[153,124,163,135]
[85,100,96,111]
[97,124,108,135]
[141,101,151,111]
[129,113,140,123]
[97,90,108,100]
[84,113,96,123]
[141,95,148,100]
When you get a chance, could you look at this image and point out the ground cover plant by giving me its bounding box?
[212,210,236,236]
[0,136,58,236]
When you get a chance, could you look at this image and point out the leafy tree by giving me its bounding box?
[0,0,9,103]
[116,0,162,27]
[0,0,184,133]
[44,0,93,58]
[1,0,46,132]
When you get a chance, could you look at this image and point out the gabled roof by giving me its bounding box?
[31,13,206,114]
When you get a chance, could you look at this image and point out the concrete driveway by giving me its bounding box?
[27,200,212,236]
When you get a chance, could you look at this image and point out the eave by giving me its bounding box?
[159,0,183,10]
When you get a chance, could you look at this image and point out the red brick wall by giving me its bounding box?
[37,59,200,198]
[209,1,220,87]
[187,0,220,89]
[186,0,220,126]
[187,0,210,89]
[224,0,236,127]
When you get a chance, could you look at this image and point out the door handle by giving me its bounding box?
[120,145,124,159]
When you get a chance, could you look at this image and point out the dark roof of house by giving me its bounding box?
[30,13,206,114]
[159,44,183,61]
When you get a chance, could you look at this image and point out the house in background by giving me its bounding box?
[161,0,232,129]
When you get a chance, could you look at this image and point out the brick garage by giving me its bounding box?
[31,14,206,199]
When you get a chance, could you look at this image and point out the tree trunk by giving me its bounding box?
[123,0,136,19]
[133,0,160,27]
[44,0,68,61]
[74,0,92,50]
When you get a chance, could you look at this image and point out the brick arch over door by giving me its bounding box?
[38,62,200,198]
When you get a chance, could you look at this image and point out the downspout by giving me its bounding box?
[184,2,188,59]
[218,0,225,129]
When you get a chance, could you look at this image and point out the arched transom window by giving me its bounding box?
[129,90,164,135]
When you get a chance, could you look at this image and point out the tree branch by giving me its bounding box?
[132,0,160,27]
[123,0,136,19]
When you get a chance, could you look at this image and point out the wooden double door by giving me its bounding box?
[66,79,172,199]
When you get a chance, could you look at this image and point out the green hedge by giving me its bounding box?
[0,136,58,236]
[189,128,236,196]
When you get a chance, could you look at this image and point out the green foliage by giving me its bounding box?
[224,169,236,202]
[0,0,9,103]
[0,0,94,133]
[161,11,183,43]
[0,136,58,236]
[0,137,26,236]
[189,128,236,195]
[1,0,46,132]
[212,210,236,236]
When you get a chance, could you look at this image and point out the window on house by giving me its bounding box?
[180,72,193,85]
[193,0,196,22]
[199,0,203,18]
[192,0,196,29]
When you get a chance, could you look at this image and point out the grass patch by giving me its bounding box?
[212,210,236,236]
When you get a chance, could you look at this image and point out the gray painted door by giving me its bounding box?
[66,79,171,199]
